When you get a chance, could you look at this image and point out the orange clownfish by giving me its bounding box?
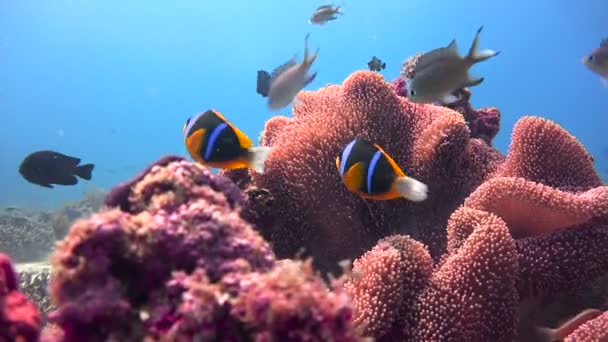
[183,109,271,173]
[335,138,428,201]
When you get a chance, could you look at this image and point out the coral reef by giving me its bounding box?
[225,70,607,340]
[17,262,53,318]
[44,158,361,341]
[0,208,55,262]
[251,70,505,273]
[3,70,607,341]
[0,253,41,342]
[50,189,105,239]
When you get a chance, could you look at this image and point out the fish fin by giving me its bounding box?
[304,71,317,87]
[601,38,608,48]
[256,70,271,97]
[55,175,79,186]
[372,144,405,178]
[467,25,500,63]
[335,156,341,172]
[271,56,298,80]
[447,39,458,52]
[465,76,485,87]
[39,183,54,189]
[302,34,318,69]
[343,162,364,193]
[334,6,342,14]
[230,125,253,150]
[414,45,460,73]
[393,176,428,202]
[63,155,81,167]
[246,146,271,174]
[439,93,459,104]
[316,4,332,10]
[381,62,386,69]
[186,128,206,162]
[74,163,94,180]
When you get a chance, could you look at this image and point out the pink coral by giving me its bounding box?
[564,311,608,341]
[253,70,504,272]
[345,208,518,341]
[0,253,41,342]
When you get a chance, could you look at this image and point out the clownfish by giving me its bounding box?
[183,109,271,173]
[336,139,428,201]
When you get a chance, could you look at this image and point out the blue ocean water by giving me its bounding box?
[1,0,606,210]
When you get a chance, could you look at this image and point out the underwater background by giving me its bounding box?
[1,0,607,209]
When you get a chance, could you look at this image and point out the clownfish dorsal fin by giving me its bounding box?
[373,143,406,177]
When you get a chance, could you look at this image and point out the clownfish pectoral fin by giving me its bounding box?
[393,176,428,202]
[246,146,272,174]
[186,128,206,161]
[343,162,365,193]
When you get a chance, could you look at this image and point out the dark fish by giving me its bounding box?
[256,70,272,97]
[335,138,428,201]
[19,150,95,188]
[183,109,271,173]
[368,56,386,72]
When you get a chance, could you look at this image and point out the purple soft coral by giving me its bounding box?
[47,157,363,341]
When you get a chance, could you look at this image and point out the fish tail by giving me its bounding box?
[467,25,500,63]
[303,33,318,68]
[74,163,95,180]
[394,176,428,202]
[382,62,386,69]
[335,6,342,14]
[246,146,271,174]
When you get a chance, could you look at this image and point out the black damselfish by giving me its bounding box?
[19,150,95,188]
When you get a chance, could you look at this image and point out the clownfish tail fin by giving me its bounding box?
[247,146,272,174]
[394,176,428,202]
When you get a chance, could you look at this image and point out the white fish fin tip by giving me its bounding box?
[247,146,272,174]
[394,177,428,202]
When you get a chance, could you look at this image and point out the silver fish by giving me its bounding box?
[582,38,608,87]
[407,26,500,104]
[309,4,342,25]
[267,33,318,111]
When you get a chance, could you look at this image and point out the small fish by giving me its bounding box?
[267,33,318,111]
[407,26,500,104]
[368,56,386,72]
[19,150,95,188]
[183,109,271,173]
[309,4,342,25]
[582,38,608,87]
[256,70,272,97]
[336,139,428,201]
